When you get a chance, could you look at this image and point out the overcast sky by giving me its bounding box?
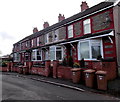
[0,0,107,56]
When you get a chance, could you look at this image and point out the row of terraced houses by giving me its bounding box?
[12,1,120,78]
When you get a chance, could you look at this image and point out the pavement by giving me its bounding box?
[107,77,120,97]
[2,72,120,99]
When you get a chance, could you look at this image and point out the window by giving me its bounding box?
[32,50,36,60]
[32,49,42,61]
[45,50,49,60]
[25,41,29,48]
[37,37,40,46]
[25,42,27,48]
[56,47,62,60]
[80,41,90,59]
[68,25,73,38]
[14,53,20,62]
[25,52,29,61]
[45,33,49,44]
[31,39,34,47]
[37,50,41,60]
[78,39,103,60]
[54,30,59,41]
[91,40,101,59]
[50,46,55,60]
[83,19,91,34]
[49,46,63,60]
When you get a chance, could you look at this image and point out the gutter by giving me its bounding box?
[114,0,120,6]
[13,30,113,53]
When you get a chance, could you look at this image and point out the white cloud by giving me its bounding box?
[0,32,14,40]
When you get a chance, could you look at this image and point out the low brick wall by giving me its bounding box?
[57,66,72,80]
[11,67,19,72]
[37,67,45,76]
[0,67,8,72]
[92,61,117,80]
[31,67,39,75]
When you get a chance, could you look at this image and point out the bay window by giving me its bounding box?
[45,50,49,60]
[25,52,29,61]
[14,53,20,62]
[78,39,103,60]
[32,49,42,61]
[91,40,101,59]
[80,41,90,59]
[56,47,62,60]
[68,25,73,38]
[49,46,63,60]
[83,19,91,34]
[50,46,55,60]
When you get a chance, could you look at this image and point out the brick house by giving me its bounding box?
[12,1,120,77]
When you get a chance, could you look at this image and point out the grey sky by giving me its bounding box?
[0,0,107,56]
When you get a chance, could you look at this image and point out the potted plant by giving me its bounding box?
[73,62,80,68]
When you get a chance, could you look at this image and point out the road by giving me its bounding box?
[1,73,119,101]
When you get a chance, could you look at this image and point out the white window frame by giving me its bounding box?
[45,50,49,60]
[78,40,90,60]
[31,49,42,61]
[25,52,29,61]
[78,39,103,60]
[31,39,34,47]
[14,53,20,62]
[83,19,91,34]
[49,46,63,61]
[68,25,73,38]
[45,33,49,44]
[37,37,40,46]
[25,41,28,48]
[56,46,64,61]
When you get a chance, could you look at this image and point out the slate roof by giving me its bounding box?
[15,1,114,45]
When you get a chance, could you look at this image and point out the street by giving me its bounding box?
[1,73,119,101]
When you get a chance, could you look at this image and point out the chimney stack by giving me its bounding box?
[33,27,38,34]
[43,22,49,29]
[80,1,89,12]
[58,14,65,22]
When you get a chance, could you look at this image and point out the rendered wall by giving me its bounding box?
[113,3,120,72]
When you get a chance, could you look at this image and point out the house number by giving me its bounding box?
[86,73,89,78]
[99,75,103,80]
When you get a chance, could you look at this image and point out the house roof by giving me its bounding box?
[14,1,114,45]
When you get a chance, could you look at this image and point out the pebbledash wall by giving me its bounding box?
[12,1,120,71]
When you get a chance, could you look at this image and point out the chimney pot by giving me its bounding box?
[43,22,49,29]
[58,13,65,22]
[33,27,38,34]
[81,1,89,12]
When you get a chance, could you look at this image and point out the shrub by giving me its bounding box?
[68,56,73,67]
[2,62,7,67]
[61,58,67,66]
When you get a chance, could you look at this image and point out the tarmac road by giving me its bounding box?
[1,74,119,101]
